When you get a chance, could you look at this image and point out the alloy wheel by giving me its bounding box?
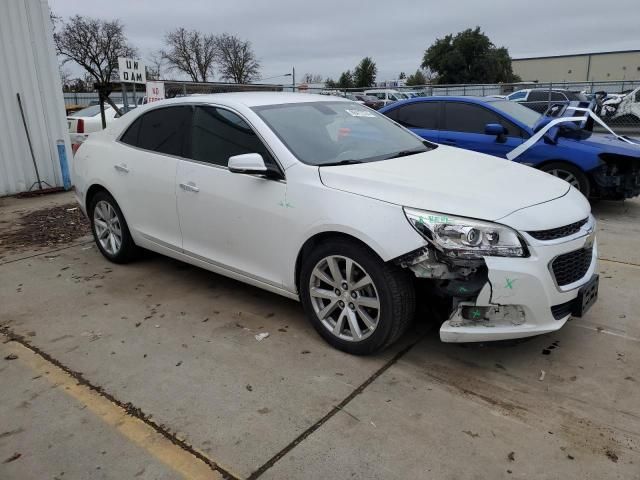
[93,200,123,256]
[308,255,380,342]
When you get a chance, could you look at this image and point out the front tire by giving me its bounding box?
[300,239,415,355]
[540,162,591,198]
[89,191,139,263]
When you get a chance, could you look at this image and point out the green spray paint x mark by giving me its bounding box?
[471,308,482,319]
[505,278,516,289]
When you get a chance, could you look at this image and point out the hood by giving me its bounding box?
[319,145,571,221]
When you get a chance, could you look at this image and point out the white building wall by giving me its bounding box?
[0,0,71,196]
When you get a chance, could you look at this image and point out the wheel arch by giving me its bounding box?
[294,231,385,292]
[85,183,114,212]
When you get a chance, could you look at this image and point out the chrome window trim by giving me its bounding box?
[115,102,287,182]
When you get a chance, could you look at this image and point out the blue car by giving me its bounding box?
[380,96,640,200]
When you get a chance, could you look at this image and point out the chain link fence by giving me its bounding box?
[64,79,640,132]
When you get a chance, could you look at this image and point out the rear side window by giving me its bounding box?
[508,91,527,101]
[550,92,566,101]
[190,106,278,171]
[443,102,521,136]
[120,106,191,156]
[388,102,439,129]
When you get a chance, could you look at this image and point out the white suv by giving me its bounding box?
[72,93,598,354]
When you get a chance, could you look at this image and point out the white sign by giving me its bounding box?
[146,81,165,103]
[118,57,146,84]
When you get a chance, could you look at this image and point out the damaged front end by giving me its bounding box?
[396,208,531,338]
[593,153,640,199]
[394,246,526,331]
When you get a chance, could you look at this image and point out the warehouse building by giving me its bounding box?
[513,50,640,83]
[0,0,71,196]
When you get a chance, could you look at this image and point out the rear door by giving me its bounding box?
[384,101,440,142]
[115,105,190,249]
[439,101,524,158]
[176,105,289,287]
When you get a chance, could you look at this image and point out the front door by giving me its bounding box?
[439,101,524,158]
[176,105,289,287]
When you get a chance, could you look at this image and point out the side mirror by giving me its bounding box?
[228,153,267,175]
[485,123,507,136]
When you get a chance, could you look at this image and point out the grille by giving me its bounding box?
[528,218,588,241]
[551,247,593,287]
[551,300,574,320]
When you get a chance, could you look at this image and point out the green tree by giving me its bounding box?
[405,69,427,86]
[399,71,406,79]
[337,70,354,89]
[421,27,520,84]
[353,57,377,88]
[325,77,337,88]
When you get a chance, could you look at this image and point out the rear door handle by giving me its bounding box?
[114,163,129,173]
[441,139,457,145]
[179,182,199,193]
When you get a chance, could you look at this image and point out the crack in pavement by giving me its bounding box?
[0,325,239,480]
[246,331,428,479]
[599,257,640,268]
[0,239,94,266]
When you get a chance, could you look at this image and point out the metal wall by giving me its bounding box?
[513,51,640,83]
[0,0,71,196]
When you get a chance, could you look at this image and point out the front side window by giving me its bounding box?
[190,106,278,172]
[443,102,520,136]
[527,91,548,102]
[253,101,432,166]
[120,106,191,157]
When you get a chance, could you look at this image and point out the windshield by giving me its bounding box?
[490,100,541,129]
[70,105,111,117]
[253,101,431,166]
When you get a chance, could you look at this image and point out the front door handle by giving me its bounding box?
[114,163,129,173]
[179,182,200,193]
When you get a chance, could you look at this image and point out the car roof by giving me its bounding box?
[149,92,348,108]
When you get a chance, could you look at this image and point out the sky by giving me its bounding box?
[49,0,640,83]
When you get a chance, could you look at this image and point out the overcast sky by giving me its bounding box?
[50,0,639,82]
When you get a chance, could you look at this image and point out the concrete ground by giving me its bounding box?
[1,191,639,479]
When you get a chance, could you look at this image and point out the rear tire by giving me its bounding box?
[299,239,415,355]
[89,191,139,264]
[540,162,591,198]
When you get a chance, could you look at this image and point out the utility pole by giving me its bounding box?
[292,67,295,92]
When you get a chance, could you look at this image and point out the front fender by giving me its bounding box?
[519,142,603,172]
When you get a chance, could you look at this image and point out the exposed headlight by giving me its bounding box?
[404,208,525,258]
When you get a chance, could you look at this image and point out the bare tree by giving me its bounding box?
[146,51,164,80]
[161,28,216,82]
[54,15,137,127]
[215,33,260,84]
[302,73,323,84]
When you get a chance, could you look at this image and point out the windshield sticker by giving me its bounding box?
[345,109,376,118]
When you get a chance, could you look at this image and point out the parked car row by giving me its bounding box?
[73,92,600,354]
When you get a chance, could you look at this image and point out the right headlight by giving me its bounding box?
[404,208,525,259]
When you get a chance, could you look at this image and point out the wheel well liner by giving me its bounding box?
[85,184,112,211]
[294,232,382,291]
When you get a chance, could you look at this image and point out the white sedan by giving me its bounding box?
[72,93,598,354]
[67,104,123,146]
